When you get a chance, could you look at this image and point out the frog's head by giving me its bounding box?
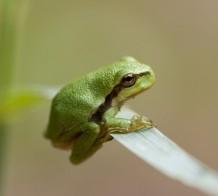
[112,56,155,103]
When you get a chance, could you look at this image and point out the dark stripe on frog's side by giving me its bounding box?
[90,72,145,123]
[89,84,123,123]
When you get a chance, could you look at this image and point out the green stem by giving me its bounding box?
[0,0,16,194]
[0,0,16,92]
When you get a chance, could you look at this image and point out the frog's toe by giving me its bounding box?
[129,115,153,131]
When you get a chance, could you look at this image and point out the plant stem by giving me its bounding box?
[0,0,16,92]
[0,0,16,194]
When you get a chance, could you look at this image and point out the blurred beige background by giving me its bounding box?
[4,0,218,195]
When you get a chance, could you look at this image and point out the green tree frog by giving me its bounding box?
[45,57,155,164]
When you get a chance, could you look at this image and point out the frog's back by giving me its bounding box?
[45,77,105,142]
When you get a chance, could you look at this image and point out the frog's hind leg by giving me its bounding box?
[70,122,101,164]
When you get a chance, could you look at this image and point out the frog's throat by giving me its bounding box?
[89,72,146,124]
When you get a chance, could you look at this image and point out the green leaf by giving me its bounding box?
[0,89,47,121]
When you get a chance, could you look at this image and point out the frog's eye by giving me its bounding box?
[121,73,137,87]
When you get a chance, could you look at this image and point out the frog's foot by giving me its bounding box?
[110,115,153,134]
[97,126,113,143]
[97,134,113,143]
[129,115,153,131]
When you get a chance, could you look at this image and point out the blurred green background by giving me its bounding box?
[1,0,218,195]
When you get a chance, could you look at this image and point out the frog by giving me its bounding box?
[45,56,156,164]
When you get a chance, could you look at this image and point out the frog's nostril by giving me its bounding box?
[145,71,150,75]
[144,71,151,77]
[144,70,155,83]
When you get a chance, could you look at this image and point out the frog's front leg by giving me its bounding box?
[103,107,153,134]
[70,122,101,164]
